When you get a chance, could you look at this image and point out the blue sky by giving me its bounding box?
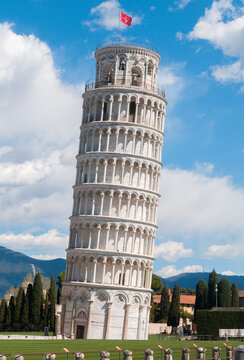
[0,0,243,278]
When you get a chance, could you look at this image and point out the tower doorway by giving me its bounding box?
[76,325,85,339]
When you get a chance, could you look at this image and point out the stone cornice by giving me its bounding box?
[76,151,163,167]
[79,120,165,137]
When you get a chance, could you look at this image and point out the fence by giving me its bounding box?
[0,344,240,360]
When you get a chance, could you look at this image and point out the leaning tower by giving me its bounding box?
[60,41,167,340]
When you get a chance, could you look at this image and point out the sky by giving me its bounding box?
[0,0,243,278]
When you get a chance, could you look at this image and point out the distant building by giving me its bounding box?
[239,290,244,307]
[153,293,196,315]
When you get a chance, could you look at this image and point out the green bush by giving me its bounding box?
[196,310,244,337]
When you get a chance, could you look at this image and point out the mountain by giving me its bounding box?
[161,272,244,290]
[0,246,65,297]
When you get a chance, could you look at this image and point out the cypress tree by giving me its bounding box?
[149,296,155,323]
[9,296,16,328]
[48,273,57,331]
[20,293,29,329]
[32,273,43,328]
[195,279,208,321]
[14,287,24,326]
[57,272,65,304]
[0,299,6,324]
[167,283,180,330]
[160,282,170,320]
[231,282,239,307]
[27,283,34,324]
[43,296,49,327]
[218,278,231,307]
[4,302,11,328]
[208,269,219,308]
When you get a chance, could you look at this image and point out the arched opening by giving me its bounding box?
[103,102,108,121]
[119,58,126,70]
[131,67,142,87]
[129,101,136,122]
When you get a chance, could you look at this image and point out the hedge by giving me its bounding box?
[196,310,244,337]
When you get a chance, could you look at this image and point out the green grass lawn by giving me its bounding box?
[0,336,242,360]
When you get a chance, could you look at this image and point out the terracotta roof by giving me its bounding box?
[180,295,196,305]
[153,294,161,304]
[152,294,196,305]
[239,290,244,297]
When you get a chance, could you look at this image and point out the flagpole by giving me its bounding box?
[119,9,121,43]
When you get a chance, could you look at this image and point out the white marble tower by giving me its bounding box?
[60,41,167,340]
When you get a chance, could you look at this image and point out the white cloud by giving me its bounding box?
[169,0,193,11]
[0,22,81,146]
[222,270,236,275]
[158,62,186,106]
[0,23,82,238]
[157,163,244,258]
[203,244,239,259]
[0,230,68,258]
[187,0,244,86]
[0,146,12,158]
[176,0,193,10]
[211,60,244,84]
[150,6,156,11]
[31,254,63,260]
[83,0,142,31]
[176,31,184,40]
[154,241,193,262]
[156,264,203,278]
[194,162,214,175]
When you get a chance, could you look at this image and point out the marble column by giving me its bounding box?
[117,101,122,121]
[137,305,144,340]
[105,302,112,339]
[100,100,104,121]
[126,101,130,122]
[86,300,93,339]
[122,304,131,340]
[108,99,113,121]
[93,260,97,283]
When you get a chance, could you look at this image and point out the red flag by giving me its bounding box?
[120,11,132,27]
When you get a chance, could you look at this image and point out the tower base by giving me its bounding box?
[60,282,151,340]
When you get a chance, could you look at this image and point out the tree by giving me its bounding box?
[27,283,34,325]
[167,284,180,330]
[48,273,57,331]
[14,287,24,326]
[179,308,193,322]
[0,299,6,324]
[57,271,65,304]
[149,296,155,323]
[208,269,219,308]
[160,282,170,320]
[9,296,16,328]
[20,293,29,329]
[43,296,49,327]
[218,278,231,307]
[32,273,43,328]
[151,274,163,293]
[195,279,208,320]
[4,302,11,328]
[231,282,239,307]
